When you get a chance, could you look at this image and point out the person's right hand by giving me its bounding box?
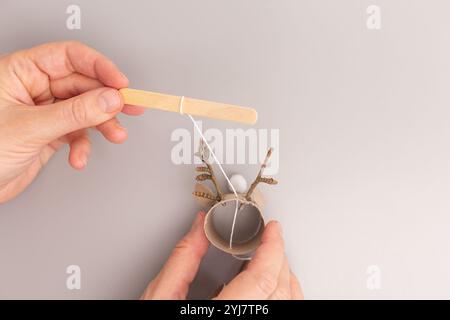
[141,213,303,300]
[215,221,303,300]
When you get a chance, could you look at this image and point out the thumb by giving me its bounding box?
[141,212,209,300]
[34,87,123,142]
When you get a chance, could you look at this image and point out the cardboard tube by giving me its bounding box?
[203,194,265,256]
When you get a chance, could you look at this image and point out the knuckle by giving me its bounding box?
[67,97,88,125]
[172,239,193,257]
[271,288,291,300]
[253,271,278,296]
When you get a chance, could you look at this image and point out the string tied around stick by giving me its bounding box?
[179,96,185,115]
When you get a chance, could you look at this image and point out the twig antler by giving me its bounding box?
[192,140,223,202]
[245,148,278,201]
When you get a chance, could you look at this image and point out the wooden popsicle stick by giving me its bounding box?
[119,88,257,125]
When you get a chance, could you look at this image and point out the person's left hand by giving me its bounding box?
[0,41,144,204]
[141,212,210,299]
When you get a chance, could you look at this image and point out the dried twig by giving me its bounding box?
[193,139,223,201]
[196,173,212,181]
[192,191,220,201]
[245,148,278,201]
[199,161,223,200]
[259,177,278,185]
[195,166,210,173]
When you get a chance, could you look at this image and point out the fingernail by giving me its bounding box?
[99,89,122,113]
[82,157,88,168]
[273,220,283,235]
[79,154,87,168]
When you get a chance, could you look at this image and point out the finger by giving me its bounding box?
[215,221,285,300]
[96,117,128,144]
[50,75,144,118]
[142,212,209,300]
[290,272,304,300]
[40,141,64,165]
[67,130,91,170]
[122,105,145,116]
[25,41,129,88]
[269,256,291,300]
[50,73,103,99]
[28,87,123,142]
[247,221,285,275]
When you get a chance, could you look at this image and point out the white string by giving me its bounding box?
[186,114,240,248]
[179,96,249,260]
[179,96,184,114]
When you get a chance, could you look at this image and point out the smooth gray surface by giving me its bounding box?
[1,0,450,299]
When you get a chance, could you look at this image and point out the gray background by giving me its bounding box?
[1,0,450,299]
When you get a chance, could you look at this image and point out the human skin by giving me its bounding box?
[141,213,303,300]
[0,41,144,204]
[0,41,302,300]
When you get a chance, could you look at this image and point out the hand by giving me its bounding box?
[141,213,303,300]
[0,41,144,203]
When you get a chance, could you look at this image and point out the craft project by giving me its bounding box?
[193,142,278,257]
[121,87,275,258]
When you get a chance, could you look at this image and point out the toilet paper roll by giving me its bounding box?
[204,194,265,256]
